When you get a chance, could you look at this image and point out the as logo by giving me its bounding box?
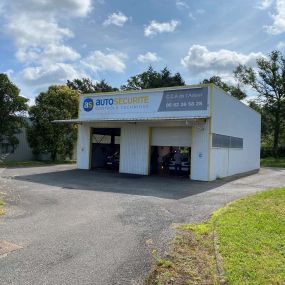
[83,98,93,112]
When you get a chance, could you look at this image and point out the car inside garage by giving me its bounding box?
[150,127,192,176]
[91,128,120,170]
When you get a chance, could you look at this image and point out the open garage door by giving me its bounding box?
[151,127,192,147]
[150,128,192,177]
[91,128,120,170]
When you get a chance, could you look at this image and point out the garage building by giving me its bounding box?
[57,84,261,181]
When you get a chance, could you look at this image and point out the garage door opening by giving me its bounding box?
[91,128,120,171]
[150,127,192,177]
[150,146,191,177]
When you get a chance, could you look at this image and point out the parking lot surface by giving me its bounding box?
[1,165,285,285]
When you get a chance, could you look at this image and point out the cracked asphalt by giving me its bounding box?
[0,165,285,285]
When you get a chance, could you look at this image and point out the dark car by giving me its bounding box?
[106,152,120,169]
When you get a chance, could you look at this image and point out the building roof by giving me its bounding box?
[53,117,208,124]
[80,83,211,97]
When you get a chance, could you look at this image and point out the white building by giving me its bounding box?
[57,84,261,181]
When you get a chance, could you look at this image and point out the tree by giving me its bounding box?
[234,50,285,155]
[95,79,118,93]
[0,73,28,146]
[248,100,275,146]
[67,78,118,94]
[201,76,247,100]
[28,85,79,161]
[121,66,185,90]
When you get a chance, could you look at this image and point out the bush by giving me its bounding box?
[261,146,285,158]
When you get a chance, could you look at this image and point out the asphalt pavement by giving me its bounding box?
[0,165,285,285]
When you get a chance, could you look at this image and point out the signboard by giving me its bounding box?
[80,87,209,120]
[158,88,208,112]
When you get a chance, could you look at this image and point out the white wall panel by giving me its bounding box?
[151,127,192,147]
[120,124,150,175]
[77,124,91,169]
[210,86,261,179]
[191,121,210,181]
[211,148,229,178]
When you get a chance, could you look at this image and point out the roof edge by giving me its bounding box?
[80,83,211,97]
[212,85,261,117]
[53,117,210,124]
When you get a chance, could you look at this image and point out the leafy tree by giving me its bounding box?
[28,85,79,161]
[95,79,118,93]
[121,66,185,90]
[234,50,285,155]
[201,76,247,100]
[248,100,275,146]
[0,73,28,146]
[67,78,118,94]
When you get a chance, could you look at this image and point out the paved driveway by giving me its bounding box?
[0,165,285,285]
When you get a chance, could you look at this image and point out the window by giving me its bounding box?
[230,136,243,148]
[92,134,111,144]
[212,134,243,149]
[212,134,230,148]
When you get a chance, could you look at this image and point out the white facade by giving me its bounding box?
[70,84,260,181]
[210,86,261,180]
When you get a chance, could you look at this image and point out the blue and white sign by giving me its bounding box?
[83,98,94,112]
[80,87,210,120]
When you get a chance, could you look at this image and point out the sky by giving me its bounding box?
[0,0,285,104]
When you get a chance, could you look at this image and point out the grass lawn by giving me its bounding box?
[146,188,285,285]
[261,157,285,168]
[0,160,76,168]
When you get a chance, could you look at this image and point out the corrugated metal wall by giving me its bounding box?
[77,124,91,169]
[3,127,34,162]
[120,124,150,175]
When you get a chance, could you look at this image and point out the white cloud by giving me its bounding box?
[5,0,92,18]
[2,0,92,91]
[42,45,81,63]
[7,15,73,50]
[21,63,86,87]
[188,12,196,20]
[196,8,205,14]
[277,41,285,48]
[137,52,160,63]
[16,44,80,65]
[4,69,14,77]
[3,0,90,65]
[144,20,179,37]
[176,0,189,9]
[82,50,127,73]
[264,0,285,34]
[103,12,129,27]
[181,45,264,80]
[257,0,274,9]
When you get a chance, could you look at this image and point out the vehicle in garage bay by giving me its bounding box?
[106,151,120,169]
[168,157,190,174]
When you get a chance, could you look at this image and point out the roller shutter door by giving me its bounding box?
[151,127,192,147]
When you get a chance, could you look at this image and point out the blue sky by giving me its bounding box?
[0,0,285,103]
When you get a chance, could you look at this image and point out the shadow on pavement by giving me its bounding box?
[12,168,255,200]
